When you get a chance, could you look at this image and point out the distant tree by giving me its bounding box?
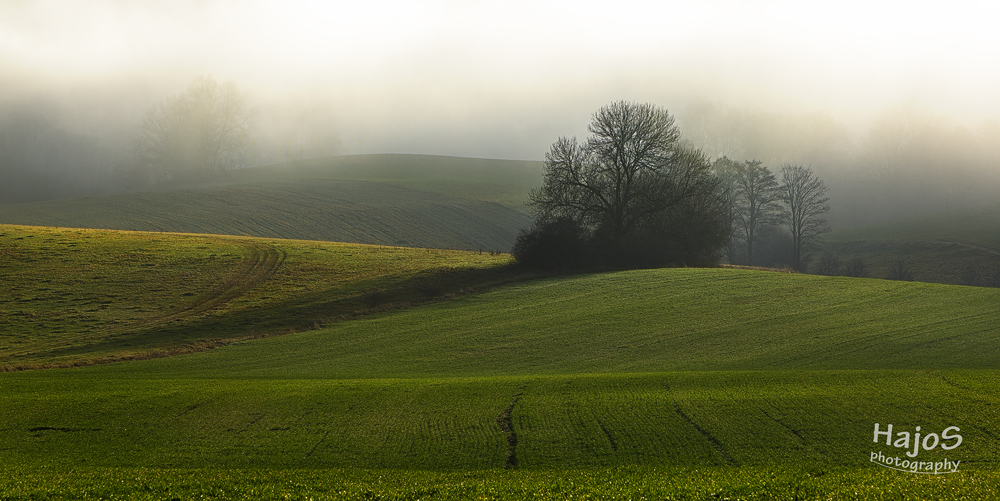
[887,259,915,281]
[814,253,840,276]
[844,257,869,278]
[732,160,781,265]
[711,156,741,264]
[134,76,254,183]
[779,164,830,270]
[523,101,728,268]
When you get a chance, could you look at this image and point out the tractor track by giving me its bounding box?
[125,239,285,331]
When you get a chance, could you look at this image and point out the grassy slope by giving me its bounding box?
[239,153,544,211]
[0,224,513,367]
[0,154,541,252]
[44,268,999,379]
[3,226,998,498]
[818,201,1000,284]
[3,263,998,469]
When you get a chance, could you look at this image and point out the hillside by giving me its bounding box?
[0,224,514,368]
[85,267,1000,379]
[2,226,997,498]
[827,201,1000,249]
[8,225,997,372]
[817,201,1000,285]
[0,154,542,252]
[236,153,544,211]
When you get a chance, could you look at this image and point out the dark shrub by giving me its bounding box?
[512,217,590,271]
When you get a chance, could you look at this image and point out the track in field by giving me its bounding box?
[128,240,286,330]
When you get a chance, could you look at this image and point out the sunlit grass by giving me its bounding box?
[0,224,513,367]
[2,465,996,500]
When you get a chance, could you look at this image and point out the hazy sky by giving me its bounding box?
[3,0,1000,160]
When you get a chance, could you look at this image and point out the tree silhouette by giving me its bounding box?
[521,101,727,268]
[134,76,254,183]
[779,164,830,270]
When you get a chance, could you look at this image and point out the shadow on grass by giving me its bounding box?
[3,263,536,370]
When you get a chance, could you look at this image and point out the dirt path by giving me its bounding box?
[129,239,286,330]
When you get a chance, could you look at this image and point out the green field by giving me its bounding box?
[0,224,514,368]
[2,225,997,499]
[0,154,540,252]
[818,201,1000,284]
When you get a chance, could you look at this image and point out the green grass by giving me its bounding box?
[239,153,544,211]
[3,225,998,498]
[0,224,514,368]
[0,154,541,252]
[4,465,997,500]
[60,267,999,379]
[3,371,996,470]
[1,370,996,498]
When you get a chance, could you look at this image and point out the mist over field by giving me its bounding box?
[7,4,1000,498]
[3,0,1000,228]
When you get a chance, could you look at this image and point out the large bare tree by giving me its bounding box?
[135,76,254,183]
[525,101,727,266]
[733,160,781,265]
[779,164,830,270]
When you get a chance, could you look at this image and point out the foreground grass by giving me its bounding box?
[0,224,513,368]
[2,371,995,470]
[2,465,995,500]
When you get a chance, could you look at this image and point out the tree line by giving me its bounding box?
[514,101,830,272]
[682,102,1000,229]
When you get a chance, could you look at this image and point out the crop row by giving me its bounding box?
[2,371,996,471]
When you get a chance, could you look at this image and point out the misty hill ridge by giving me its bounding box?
[818,200,1000,285]
[826,200,1000,249]
[0,154,542,251]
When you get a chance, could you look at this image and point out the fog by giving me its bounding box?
[3,0,1000,227]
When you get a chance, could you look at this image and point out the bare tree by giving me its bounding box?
[779,164,830,270]
[815,253,840,276]
[733,160,781,265]
[134,76,254,183]
[711,156,741,264]
[524,101,727,267]
[532,101,680,241]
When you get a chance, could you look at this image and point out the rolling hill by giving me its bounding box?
[817,201,1000,285]
[0,154,543,252]
[0,224,514,368]
[2,225,997,499]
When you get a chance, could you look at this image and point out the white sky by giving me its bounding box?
[3,0,1000,159]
